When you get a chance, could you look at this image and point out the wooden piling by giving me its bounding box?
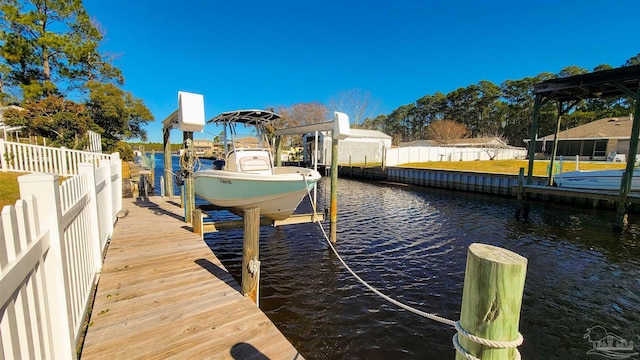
[517,167,524,201]
[242,207,260,305]
[163,127,174,197]
[330,137,339,243]
[615,85,640,229]
[183,132,195,224]
[192,208,203,239]
[185,177,194,223]
[150,149,156,187]
[456,243,527,360]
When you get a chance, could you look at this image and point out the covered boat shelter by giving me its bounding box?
[525,64,640,227]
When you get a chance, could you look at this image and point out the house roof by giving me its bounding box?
[537,116,633,141]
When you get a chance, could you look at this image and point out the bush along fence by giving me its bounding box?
[0,157,122,359]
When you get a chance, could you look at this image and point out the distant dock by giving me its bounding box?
[81,196,303,359]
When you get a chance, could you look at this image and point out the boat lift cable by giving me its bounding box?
[302,177,523,360]
[173,142,203,187]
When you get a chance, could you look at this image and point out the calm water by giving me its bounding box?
[153,154,640,359]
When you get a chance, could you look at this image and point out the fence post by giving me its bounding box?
[382,147,386,170]
[60,147,68,176]
[79,163,103,271]
[111,152,122,214]
[100,159,114,234]
[18,173,75,359]
[0,138,6,171]
[456,243,527,360]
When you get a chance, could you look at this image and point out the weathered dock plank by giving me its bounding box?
[81,196,303,360]
[523,184,640,203]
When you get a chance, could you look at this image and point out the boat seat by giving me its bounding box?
[226,150,273,174]
[239,156,272,174]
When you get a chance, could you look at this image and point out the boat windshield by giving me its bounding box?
[207,109,280,158]
[224,121,271,153]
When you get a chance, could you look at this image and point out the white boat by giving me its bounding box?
[554,169,640,191]
[193,109,321,221]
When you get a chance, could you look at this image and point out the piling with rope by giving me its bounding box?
[455,243,527,360]
[242,207,261,306]
[183,133,195,224]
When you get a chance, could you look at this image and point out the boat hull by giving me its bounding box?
[194,167,321,220]
[555,169,640,191]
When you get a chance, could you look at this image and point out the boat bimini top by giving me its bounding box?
[206,109,282,126]
[206,109,282,172]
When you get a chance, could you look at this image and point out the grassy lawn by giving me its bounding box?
[400,160,627,177]
[0,172,23,208]
[0,162,132,209]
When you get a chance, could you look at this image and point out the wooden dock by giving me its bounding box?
[80,196,303,360]
[523,184,640,204]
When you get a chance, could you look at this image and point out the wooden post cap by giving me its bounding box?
[469,243,527,266]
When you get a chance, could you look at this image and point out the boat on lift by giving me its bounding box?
[193,109,321,221]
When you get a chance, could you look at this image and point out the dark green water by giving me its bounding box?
[155,155,640,359]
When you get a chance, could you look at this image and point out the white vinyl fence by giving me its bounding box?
[86,130,103,153]
[0,139,112,175]
[385,146,528,166]
[0,157,122,359]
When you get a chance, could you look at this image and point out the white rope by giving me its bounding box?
[178,150,202,173]
[302,177,523,359]
[453,323,523,360]
[455,321,524,349]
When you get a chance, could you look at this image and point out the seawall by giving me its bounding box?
[337,165,640,213]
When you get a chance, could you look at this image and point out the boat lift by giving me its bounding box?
[160,91,350,243]
[525,65,640,228]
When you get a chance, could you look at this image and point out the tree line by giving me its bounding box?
[272,56,638,149]
[0,0,153,158]
[357,55,639,147]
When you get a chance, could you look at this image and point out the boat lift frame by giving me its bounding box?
[161,93,350,242]
[525,65,640,228]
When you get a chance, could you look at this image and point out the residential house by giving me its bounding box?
[192,139,223,157]
[526,115,635,161]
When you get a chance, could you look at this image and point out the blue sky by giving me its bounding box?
[83,0,640,143]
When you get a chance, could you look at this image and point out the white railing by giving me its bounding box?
[86,130,102,153]
[0,139,113,176]
[385,146,528,166]
[0,158,122,359]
